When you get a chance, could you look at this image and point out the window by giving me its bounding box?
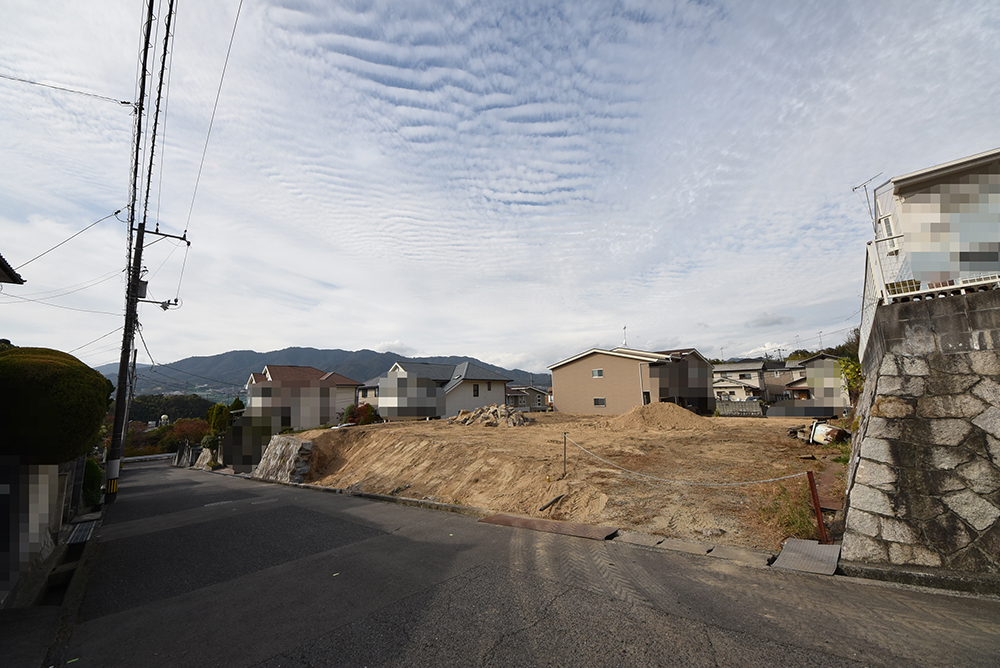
[487,381,492,391]
[473,384,479,397]
[739,373,752,380]
[374,387,379,398]
[592,369,603,378]
[361,388,368,398]
[642,391,651,405]
[594,397,606,406]
[774,371,781,378]
[878,215,899,251]
[721,372,730,378]
[536,395,542,406]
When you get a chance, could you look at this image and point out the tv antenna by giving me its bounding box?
[853,172,883,224]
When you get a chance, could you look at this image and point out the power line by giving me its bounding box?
[14,210,122,270]
[69,326,125,354]
[15,269,123,300]
[0,291,121,316]
[0,71,133,106]
[183,0,244,236]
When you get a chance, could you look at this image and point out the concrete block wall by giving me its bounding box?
[843,289,1000,572]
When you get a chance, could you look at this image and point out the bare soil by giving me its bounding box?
[301,403,846,551]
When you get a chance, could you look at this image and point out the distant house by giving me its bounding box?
[763,361,804,402]
[712,360,767,401]
[506,385,549,412]
[767,354,850,417]
[373,361,511,420]
[244,365,362,431]
[547,347,714,415]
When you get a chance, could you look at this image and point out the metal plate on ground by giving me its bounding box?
[479,513,618,540]
[67,520,96,545]
[771,538,841,575]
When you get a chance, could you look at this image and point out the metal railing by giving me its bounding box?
[858,235,1000,364]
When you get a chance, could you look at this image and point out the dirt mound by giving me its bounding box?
[606,402,709,431]
[297,412,839,551]
[448,403,531,427]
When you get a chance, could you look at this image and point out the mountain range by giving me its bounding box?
[97,347,551,402]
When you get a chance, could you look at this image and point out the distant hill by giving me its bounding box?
[97,347,551,402]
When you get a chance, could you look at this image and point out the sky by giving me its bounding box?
[2,0,999,375]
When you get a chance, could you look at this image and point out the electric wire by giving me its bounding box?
[137,325,156,365]
[154,0,178,234]
[182,0,244,236]
[0,291,121,316]
[14,269,123,300]
[14,210,121,270]
[139,0,176,240]
[0,71,133,106]
[69,326,125,354]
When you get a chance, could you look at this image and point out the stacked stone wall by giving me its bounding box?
[843,290,1000,573]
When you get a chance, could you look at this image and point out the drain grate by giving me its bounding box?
[771,538,841,575]
[67,520,96,544]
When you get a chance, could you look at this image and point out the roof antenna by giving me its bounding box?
[622,325,627,348]
[853,173,882,224]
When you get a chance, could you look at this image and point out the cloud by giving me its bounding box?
[1,1,999,374]
[374,341,418,356]
[746,312,795,329]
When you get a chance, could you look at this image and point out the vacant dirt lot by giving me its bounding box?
[300,403,846,551]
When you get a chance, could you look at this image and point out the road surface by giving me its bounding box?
[51,461,1000,667]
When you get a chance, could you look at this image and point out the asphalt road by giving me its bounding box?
[52,461,1000,667]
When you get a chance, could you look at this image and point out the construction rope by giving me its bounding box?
[565,436,808,487]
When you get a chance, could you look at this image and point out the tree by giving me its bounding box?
[228,396,245,413]
[159,418,210,452]
[0,347,114,463]
[128,394,214,423]
[839,357,864,405]
[206,403,231,435]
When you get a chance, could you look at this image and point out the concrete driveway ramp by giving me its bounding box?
[480,513,618,540]
[771,538,842,575]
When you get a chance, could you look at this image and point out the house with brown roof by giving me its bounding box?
[547,347,714,415]
[244,365,362,431]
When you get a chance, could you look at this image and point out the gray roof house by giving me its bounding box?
[371,361,512,420]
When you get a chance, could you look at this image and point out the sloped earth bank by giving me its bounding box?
[301,403,844,551]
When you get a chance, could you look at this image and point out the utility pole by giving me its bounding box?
[105,0,157,504]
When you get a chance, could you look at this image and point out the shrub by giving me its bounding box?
[342,403,381,425]
[82,457,104,507]
[0,347,114,463]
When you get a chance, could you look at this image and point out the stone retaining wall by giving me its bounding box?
[843,290,1000,573]
[251,435,313,484]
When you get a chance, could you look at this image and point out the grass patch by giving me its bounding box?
[830,438,852,465]
[753,480,818,541]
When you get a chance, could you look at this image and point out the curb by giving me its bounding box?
[348,491,490,518]
[837,560,1000,598]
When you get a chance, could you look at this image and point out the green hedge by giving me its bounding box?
[0,347,114,463]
